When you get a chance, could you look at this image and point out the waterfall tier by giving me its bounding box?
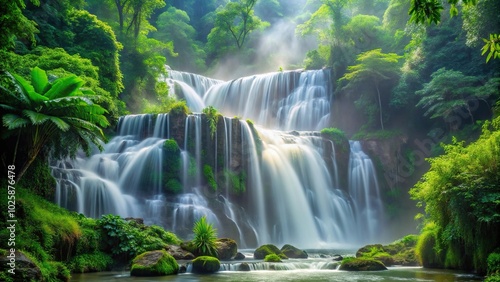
[53,69,385,248]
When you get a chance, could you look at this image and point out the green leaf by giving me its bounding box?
[12,73,49,104]
[2,114,30,130]
[44,75,84,100]
[31,67,50,95]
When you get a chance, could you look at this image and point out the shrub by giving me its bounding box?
[98,215,181,261]
[488,253,500,276]
[192,216,218,257]
[69,252,113,273]
[202,106,220,139]
[169,100,190,116]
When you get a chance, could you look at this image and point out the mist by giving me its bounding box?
[209,17,317,80]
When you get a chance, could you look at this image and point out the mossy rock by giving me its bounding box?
[281,244,308,258]
[254,244,287,260]
[130,250,179,276]
[191,256,221,274]
[339,257,387,271]
[264,254,282,262]
[216,238,238,260]
[0,251,42,282]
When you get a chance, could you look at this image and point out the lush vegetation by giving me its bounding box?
[0,0,499,279]
[411,117,500,274]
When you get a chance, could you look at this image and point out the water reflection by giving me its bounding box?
[72,267,483,282]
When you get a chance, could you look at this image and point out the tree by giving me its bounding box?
[0,0,38,50]
[296,0,352,78]
[416,68,500,126]
[154,7,206,72]
[206,0,269,61]
[0,67,109,180]
[339,49,402,130]
[408,0,499,62]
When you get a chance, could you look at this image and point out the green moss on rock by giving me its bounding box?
[281,244,308,259]
[130,250,179,277]
[264,254,282,262]
[339,257,387,271]
[191,256,220,274]
[254,244,287,260]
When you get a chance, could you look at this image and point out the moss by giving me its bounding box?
[254,244,287,260]
[321,127,349,152]
[281,244,308,258]
[203,165,217,191]
[131,250,179,276]
[18,155,56,200]
[339,257,387,271]
[416,222,444,268]
[222,169,246,194]
[69,252,113,273]
[169,100,190,116]
[191,256,220,274]
[264,254,282,262]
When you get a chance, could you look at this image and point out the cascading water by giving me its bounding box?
[52,68,385,248]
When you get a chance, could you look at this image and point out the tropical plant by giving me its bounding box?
[339,49,402,130]
[0,67,109,180]
[192,216,218,257]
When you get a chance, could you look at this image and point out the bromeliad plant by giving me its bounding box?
[0,67,109,180]
[193,216,218,257]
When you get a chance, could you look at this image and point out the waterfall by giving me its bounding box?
[52,69,385,248]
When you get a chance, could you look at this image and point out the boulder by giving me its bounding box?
[254,244,287,260]
[238,262,251,271]
[339,258,387,271]
[234,252,246,260]
[165,245,195,260]
[191,256,221,274]
[281,244,308,258]
[130,250,179,276]
[215,238,238,260]
[332,254,343,261]
[0,250,42,282]
[178,265,187,273]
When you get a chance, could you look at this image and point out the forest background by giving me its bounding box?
[0,0,499,281]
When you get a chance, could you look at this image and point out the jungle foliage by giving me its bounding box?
[411,118,500,274]
[0,0,499,278]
